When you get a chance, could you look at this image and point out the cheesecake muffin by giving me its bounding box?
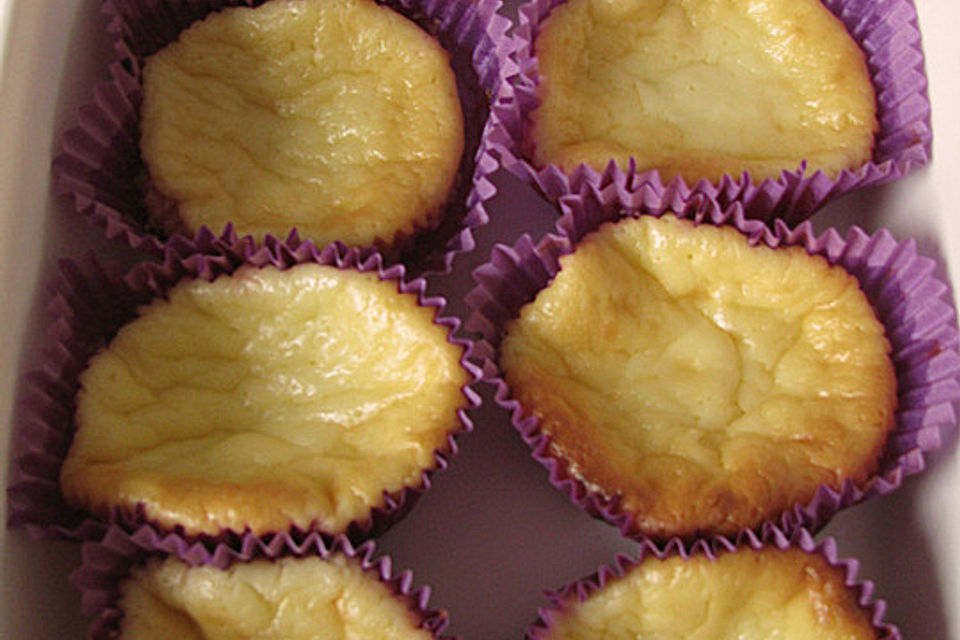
[116,553,438,639]
[140,0,464,246]
[529,0,877,184]
[533,546,881,640]
[59,262,469,538]
[500,214,896,538]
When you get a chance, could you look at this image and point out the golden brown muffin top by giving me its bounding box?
[542,548,878,640]
[530,0,877,183]
[502,215,895,537]
[141,0,464,245]
[61,264,468,537]
[120,554,435,640]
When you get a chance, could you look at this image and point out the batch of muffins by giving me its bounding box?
[6,0,960,638]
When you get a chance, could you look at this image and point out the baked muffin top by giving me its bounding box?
[501,215,896,538]
[119,554,434,640]
[539,548,878,640]
[60,264,468,537]
[140,0,464,246]
[529,0,877,183]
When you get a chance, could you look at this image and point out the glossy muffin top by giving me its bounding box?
[141,0,464,246]
[119,554,435,639]
[61,264,468,537]
[501,215,896,538]
[539,548,878,640]
[530,0,877,183]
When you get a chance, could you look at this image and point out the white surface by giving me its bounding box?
[0,1,958,638]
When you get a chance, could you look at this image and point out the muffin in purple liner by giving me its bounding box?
[53,0,513,277]
[487,0,932,226]
[72,525,453,640]
[527,524,900,640]
[6,241,482,543]
[465,189,960,541]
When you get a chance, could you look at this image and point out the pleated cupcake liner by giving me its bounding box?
[465,187,960,541]
[53,0,515,276]
[72,525,454,640]
[486,0,932,226]
[6,239,483,543]
[527,523,900,640]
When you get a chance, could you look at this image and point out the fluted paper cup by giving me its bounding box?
[53,0,514,276]
[72,526,454,640]
[486,0,932,226]
[527,524,900,640]
[466,188,959,540]
[7,240,482,542]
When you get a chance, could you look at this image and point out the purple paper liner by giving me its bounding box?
[487,0,932,226]
[465,187,960,541]
[72,525,455,640]
[6,239,483,543]
[527,524,900,640]
[53,0,515,277]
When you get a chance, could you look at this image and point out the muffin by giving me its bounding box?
[499,214,896,538]
[58,259,471,539]
[528,0,877,185]
[530,536,891,640]
[54,0,510,272]
[139,0,464,248]
[486,0,930,224]
[72,528,452,640]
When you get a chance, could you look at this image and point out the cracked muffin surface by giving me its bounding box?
[500,215,896,538]
[60,264,468,537]
[119,554,434,640]
[140,0,464,246]
[529,0,877,183]
[540,548,878,640]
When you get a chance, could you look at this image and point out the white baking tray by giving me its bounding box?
[1,0,957,637]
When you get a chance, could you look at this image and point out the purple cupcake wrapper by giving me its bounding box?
[72,525,455,640]
[53,0,515,277]
[6,239,483,543]
[487,0,932,226]
[527,523,900,640]
[465,188,960,540]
